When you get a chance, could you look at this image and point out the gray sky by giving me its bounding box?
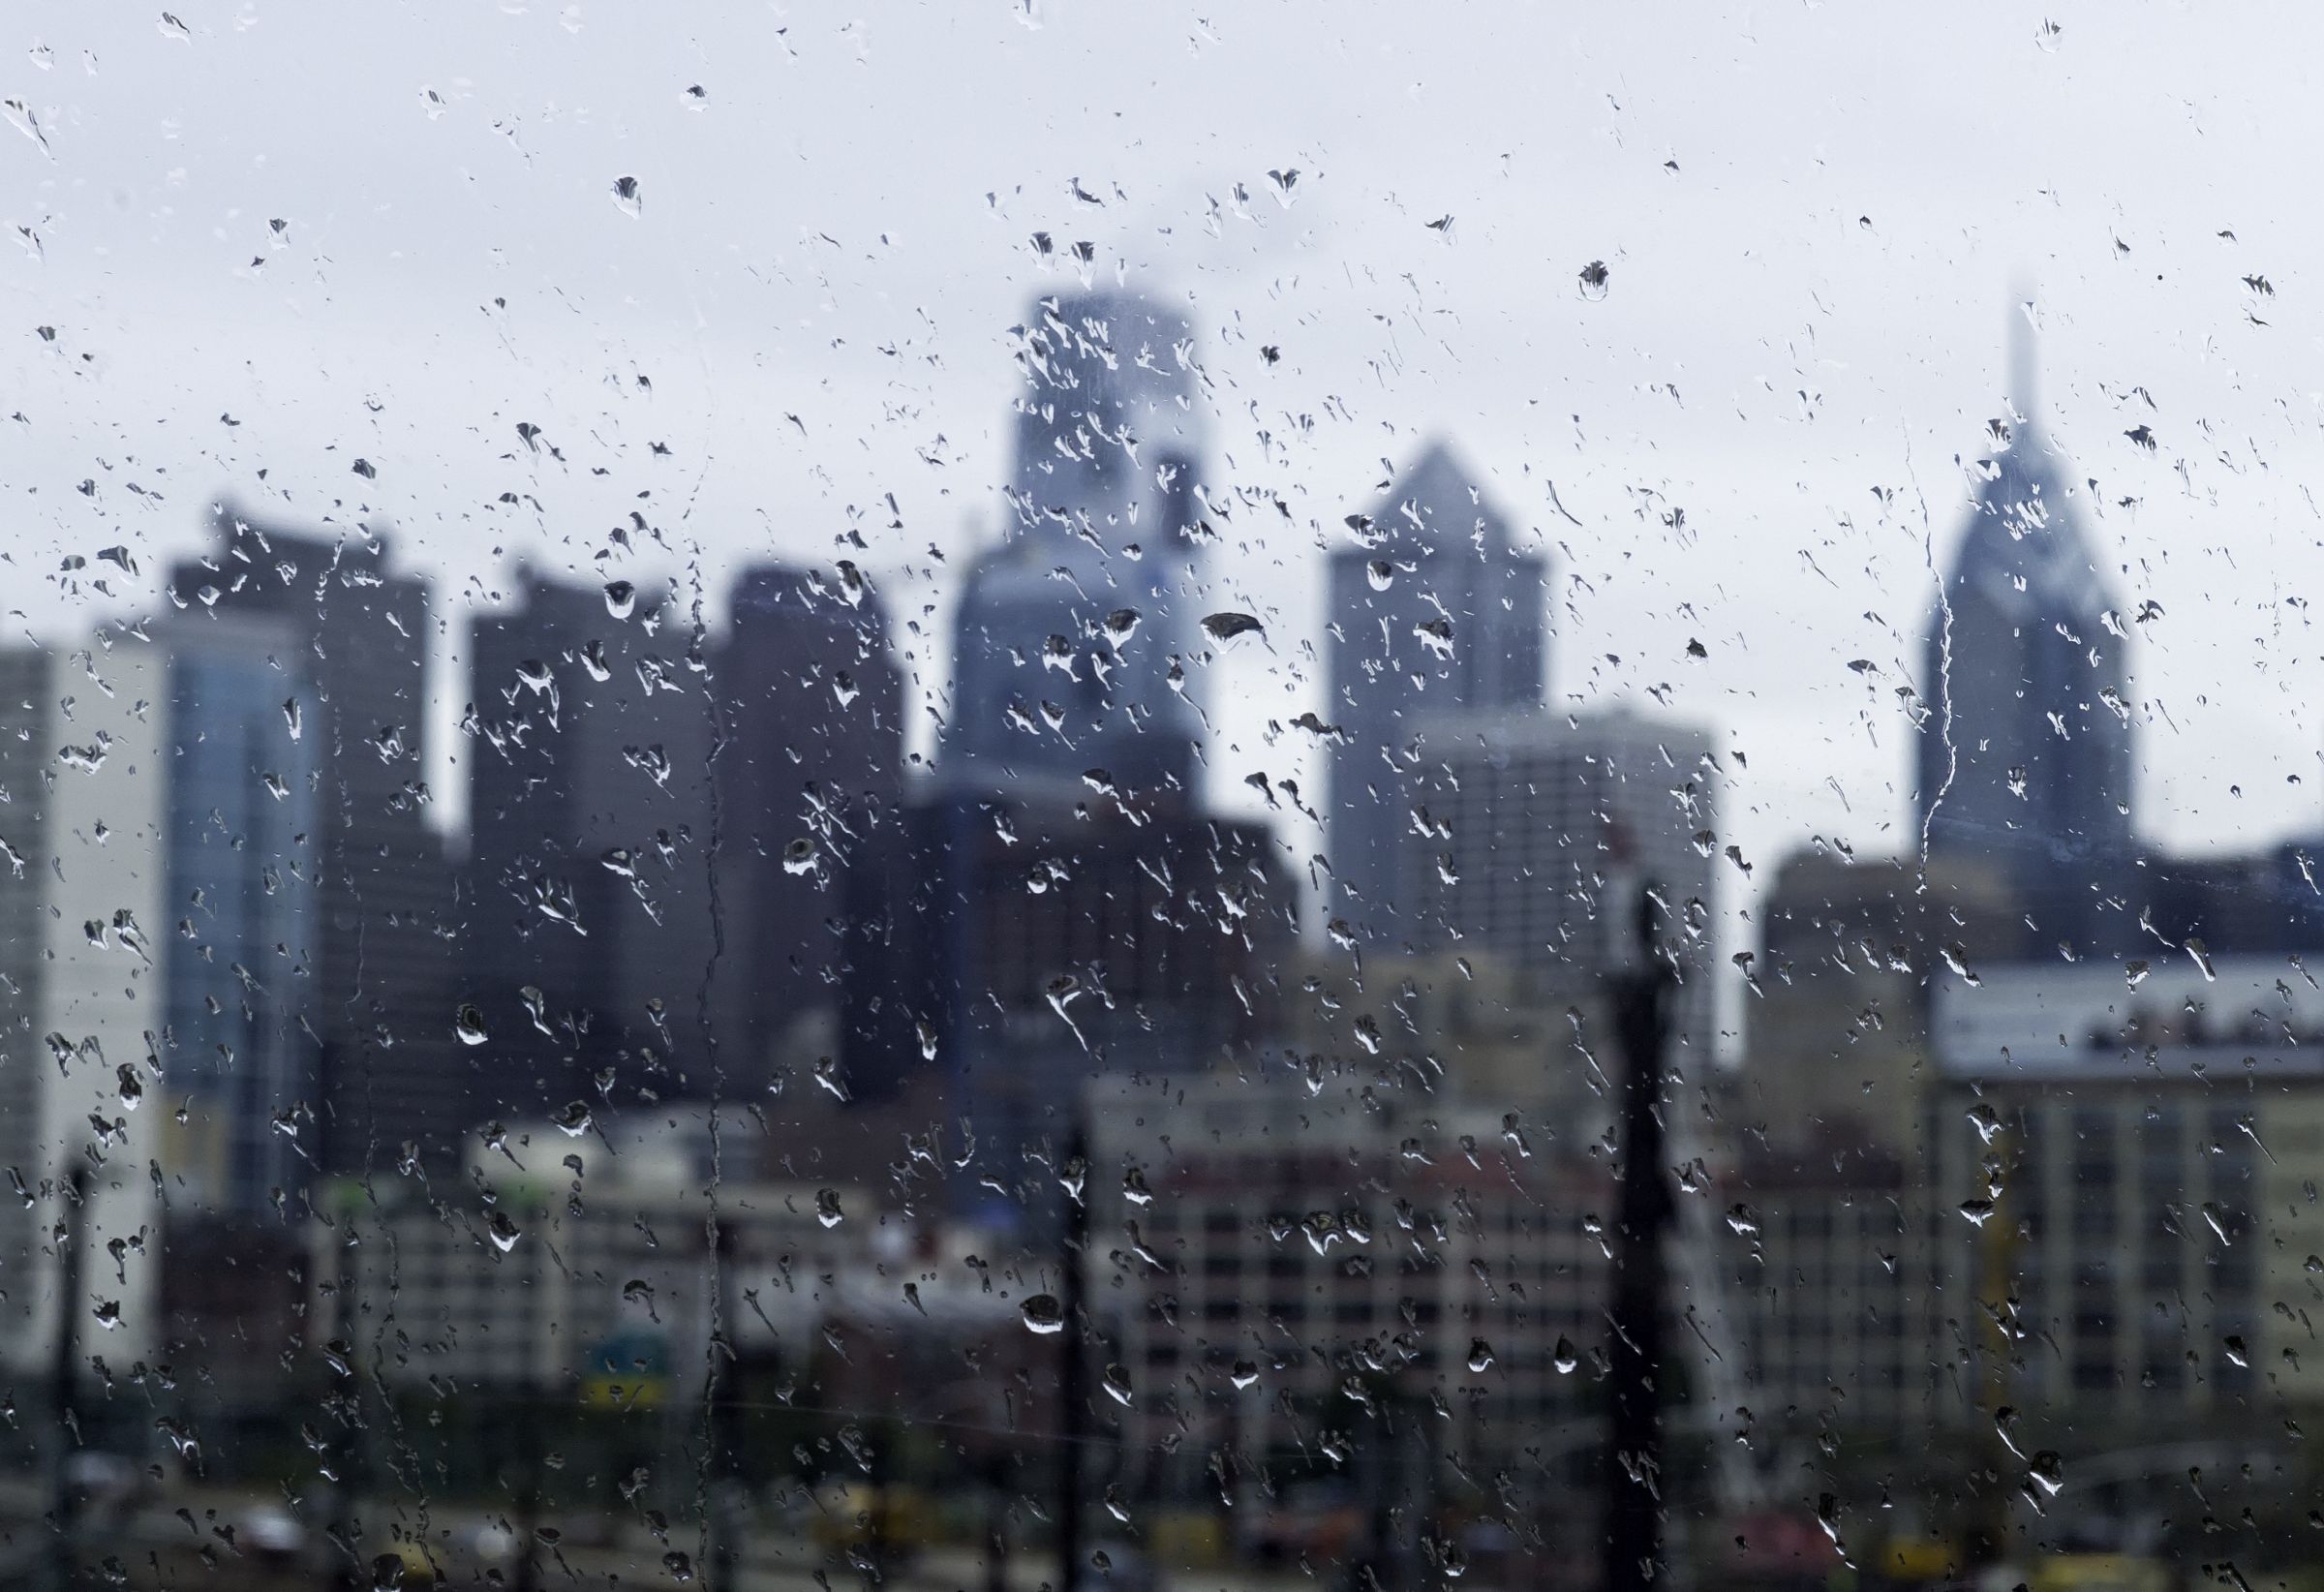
[8,0,2324,971]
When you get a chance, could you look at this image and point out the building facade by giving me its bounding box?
[1324,443,1548,943]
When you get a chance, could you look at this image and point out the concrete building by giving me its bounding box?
[900,788,1294,1228]
[312,1110,1018,1408]
[1720,1145,1931,1436]
[0,635,169,1378]
[1085,1068,1617,1515]
[1391,709,1721,1062]
[1923,957,2315,1435]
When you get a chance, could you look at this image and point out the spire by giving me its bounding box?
[2008,287,2038,426]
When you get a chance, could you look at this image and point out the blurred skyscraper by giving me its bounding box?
[1394,709,1720,1073]
[902,790,1291,1225]
[0,638,168,1375]
[713,563,906,1096]
[1914,321,2137,951]
[163,506,456,1201]
[464,570,714,1119]
[465,562,908,1117]
[907,289,1300,1223]
[948,290,1208,800]
[1323,443,1548,941]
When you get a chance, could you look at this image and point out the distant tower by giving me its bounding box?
[715,565,905,1096]
[948,290,1208,800]
[165,505,454,1200]
[1915,306,2136,949]
[466,570,715,1115]
[1323,442,1549,939]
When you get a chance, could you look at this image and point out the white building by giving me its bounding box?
[1923,955,2324,1429]
[313,1110,1011,1398]
[0,636,169,1380]
[1084,1066,1619,1506]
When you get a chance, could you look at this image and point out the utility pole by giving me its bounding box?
[705,1214,739,1592]
[1603,882,1674,1592]
[1971,1117,2020,1569]
[46,1167,88,1592]
[1056,1116,1089,1592]
[326,1183,372,1591]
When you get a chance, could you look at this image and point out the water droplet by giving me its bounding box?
[1577,259,1610,300]
[815,1188,844,1228]
[603,579,636,619]
[611,175,643,218]
[454,1003,488,1046]
[1552,1336,1579,1374]
[1020,1293,1065,1334]
[486,1211,522,1253]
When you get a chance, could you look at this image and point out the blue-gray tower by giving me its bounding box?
[948,291,1208,800]
[1915,312,2137,951]
[1323,441,1549,941]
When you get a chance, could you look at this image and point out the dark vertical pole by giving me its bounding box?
[1057,1118,1088,1592]
[47,1168,88,1592]
[513,1264,543,1592]
[707,1216,738,1592]
[329,1195,370,1592]
[1603,883,1673,1592]
[983,1447,1011,1592]
[512,1397,541,1592]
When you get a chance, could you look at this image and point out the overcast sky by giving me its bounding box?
[8,0,2324,964]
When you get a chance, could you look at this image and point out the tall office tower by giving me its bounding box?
[712,564,905,1096]
[0,637,168,1377]
[902,789,1293,1229]
[1391,709,1719,1079]
[1913,320,2136,952]
[1324,443,1549,942]
[465,569,716,1115]
[948,290,1208,800]
[163,505,456,1201]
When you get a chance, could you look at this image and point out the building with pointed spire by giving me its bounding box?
[1322,442,1550,940]
[905,291,1295,1226]
[947,290,1208,801]
[1914,312,2137,952]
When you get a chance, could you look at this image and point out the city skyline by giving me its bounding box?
[6,6,2318,1586]
[13,3,2324,944]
